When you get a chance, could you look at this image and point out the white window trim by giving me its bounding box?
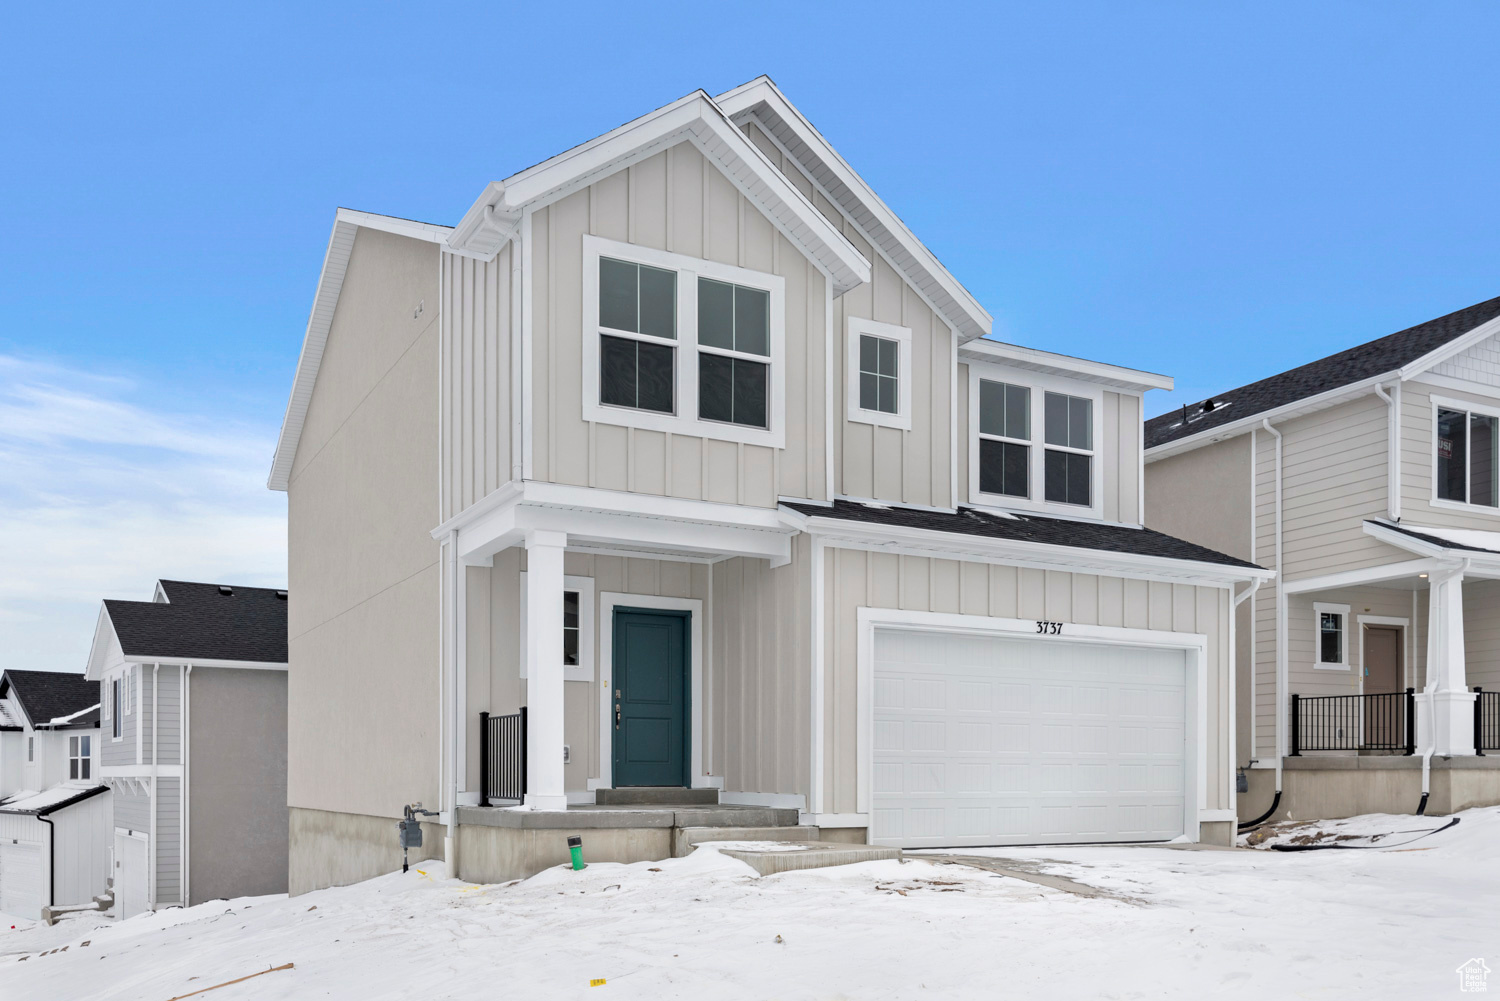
[519,573,595,683]
[1429,393,1500,518]
[69,734,92,781]
[1313,601,1351,670]
[581,234,786,448]
[110,677,123,742]
[845,317,913,431]
[967,361,1105,519]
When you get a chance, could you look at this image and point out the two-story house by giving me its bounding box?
[270,77,1269,893]
[1146,295,1500,823]
[86,579,289,917]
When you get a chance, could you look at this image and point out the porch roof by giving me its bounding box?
[1367,520,1500,559]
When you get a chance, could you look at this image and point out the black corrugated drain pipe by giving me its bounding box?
[1237,790,1281,833]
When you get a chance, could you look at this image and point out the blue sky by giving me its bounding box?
[3,2,1498,670]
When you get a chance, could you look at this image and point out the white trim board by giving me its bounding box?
[845,317,914,432]
[854,607,1210,844]
[592,591,711,792]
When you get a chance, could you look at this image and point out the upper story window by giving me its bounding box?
[1044,392,1094,507]
[1435,400,1499,510]
[1314,602,1350,669]
[969,365,1104,518]
[846,318,913,431]
[69,734,91,780]
[583,236,786,448]
[112,677,122,739]
[26,735,33,762]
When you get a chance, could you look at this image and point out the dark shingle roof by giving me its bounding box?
[1368,520,1500,556]
[1146,294,1500,451]
[783,500,1263,570]
[0,785,109,816]
[103,580,288,664]
[0,669,101,729]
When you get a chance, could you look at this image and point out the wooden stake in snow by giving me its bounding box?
[165,963,293,1000]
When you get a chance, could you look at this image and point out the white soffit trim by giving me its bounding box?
[803,515,1273,586]
[267,208,453,491]
[960,338,1172,393]
[447,90,869,295]
[716,76,992,342]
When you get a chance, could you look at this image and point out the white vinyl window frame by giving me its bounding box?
[69,734,92,780]
[519,573,596,683]
[111,677,122,740]
[1313,601,1351,670]
[846,317,913,431]
[581,234,786,448]
[967,361,1106,520]
[1429,393,1500,518]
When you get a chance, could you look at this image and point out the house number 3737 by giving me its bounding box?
[1036,621,1063,635]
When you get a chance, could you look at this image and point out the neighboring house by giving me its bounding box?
[270,76,1268,893]
[1145,295,1500,822]
[85,580,289,917]
[0,669,109,921]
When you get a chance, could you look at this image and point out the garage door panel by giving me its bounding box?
[873,630,1188,848]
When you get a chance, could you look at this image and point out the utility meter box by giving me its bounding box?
[398,817,423,849]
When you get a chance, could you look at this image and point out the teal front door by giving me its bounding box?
[612,608,689,787]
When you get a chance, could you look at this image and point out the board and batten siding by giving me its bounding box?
[710,536,813,801]
[821,548,1234,817]
[441,243,513,522]
[519,141,828,509]
[740,120,954,509]
[466,550,712,793]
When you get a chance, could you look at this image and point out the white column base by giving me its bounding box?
[1416,689,1478,757]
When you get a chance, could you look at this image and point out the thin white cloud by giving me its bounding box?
[0,355,285,672]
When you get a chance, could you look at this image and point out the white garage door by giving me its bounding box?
[0,841,42,920]
[872,629,1189,848]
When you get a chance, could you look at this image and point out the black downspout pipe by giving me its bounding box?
[38,813,55,913]
[478,711,490,807]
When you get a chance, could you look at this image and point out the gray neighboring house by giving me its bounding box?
[270,76,1270,894]
[85,580,289,917]
[1146,295,1500,822]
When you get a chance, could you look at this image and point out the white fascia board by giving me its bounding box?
[1398,313,1500,381]
[960,338,1173,393]
[1362,520,1500,570]
[118,656,288,670]
[803,516,1273,587]
[1280,555,1445,594]
[716,76,992,342]
[447,91,869,294]
[83,605,116,682]
[1144,373,1395,463]
[267,208,452,492]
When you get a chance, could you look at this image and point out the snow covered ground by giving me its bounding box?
[3,808,1496,1000]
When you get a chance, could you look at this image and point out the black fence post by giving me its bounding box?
[520,705,529,797]
[1476,688,1485,757]
[1405,687,1416,756]
[1290,693,1301,756]
[478,711,491,806]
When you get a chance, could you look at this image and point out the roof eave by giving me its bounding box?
[961,339,1174,392]
[715,76,992,342]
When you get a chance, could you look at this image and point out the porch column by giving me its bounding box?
[1418,567,1477,755]
[524,529,569,810]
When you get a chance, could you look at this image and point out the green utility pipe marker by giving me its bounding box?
[568,835,586,870]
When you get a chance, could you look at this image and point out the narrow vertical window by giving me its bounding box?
[112,678,122,738]
[598,257,677,415]
[1043,392,1093,506]
[698,278,770,429]
[858,334,900,414]
[1319,611,1345,665]
[563,590,580,667]
[978,380,1031,498]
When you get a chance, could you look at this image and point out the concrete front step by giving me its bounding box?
[673,825,821,857]
[595,786,720,806]
[714,841,902,876]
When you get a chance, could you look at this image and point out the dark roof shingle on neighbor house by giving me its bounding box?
[103,580,288,664]
[1146,294,1500,451]
[783,500,1263,570]
[0,669,101,729]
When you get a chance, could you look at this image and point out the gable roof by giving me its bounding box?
[716,76,992,343]
[1146,294,1500,453]
[99,580,288,666]
[783,499,1267,582]
[0,784,108,816]
[0,670,100,730]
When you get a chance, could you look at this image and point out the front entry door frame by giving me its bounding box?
[1357,616,1409,695]
[591,591,712,792]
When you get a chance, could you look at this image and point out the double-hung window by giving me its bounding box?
[846,318,913,430]
[1044,392,1094,507]
[69,734,91,780]
[1435,400,1500,509]
[584,235,785,447]
[977,380,1030,497]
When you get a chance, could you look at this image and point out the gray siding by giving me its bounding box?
[113,785,150,834]
[189,667,289,903]
[102,670,139,767]
[1401,379,1500,530]
[155,777,180,904]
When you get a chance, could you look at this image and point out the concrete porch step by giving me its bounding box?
[673,806,799,828]
[714,841,902,876]
[595,786,719,806]
[673,825,821,857]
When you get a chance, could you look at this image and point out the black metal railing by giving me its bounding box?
[479,707,527,807]
[1477,688,1500,755]
[1290,689,1415,755]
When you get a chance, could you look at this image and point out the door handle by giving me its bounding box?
[615,703,621,730]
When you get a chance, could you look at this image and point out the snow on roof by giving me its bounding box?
[47,702,100,727]
[0,783,107,815]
